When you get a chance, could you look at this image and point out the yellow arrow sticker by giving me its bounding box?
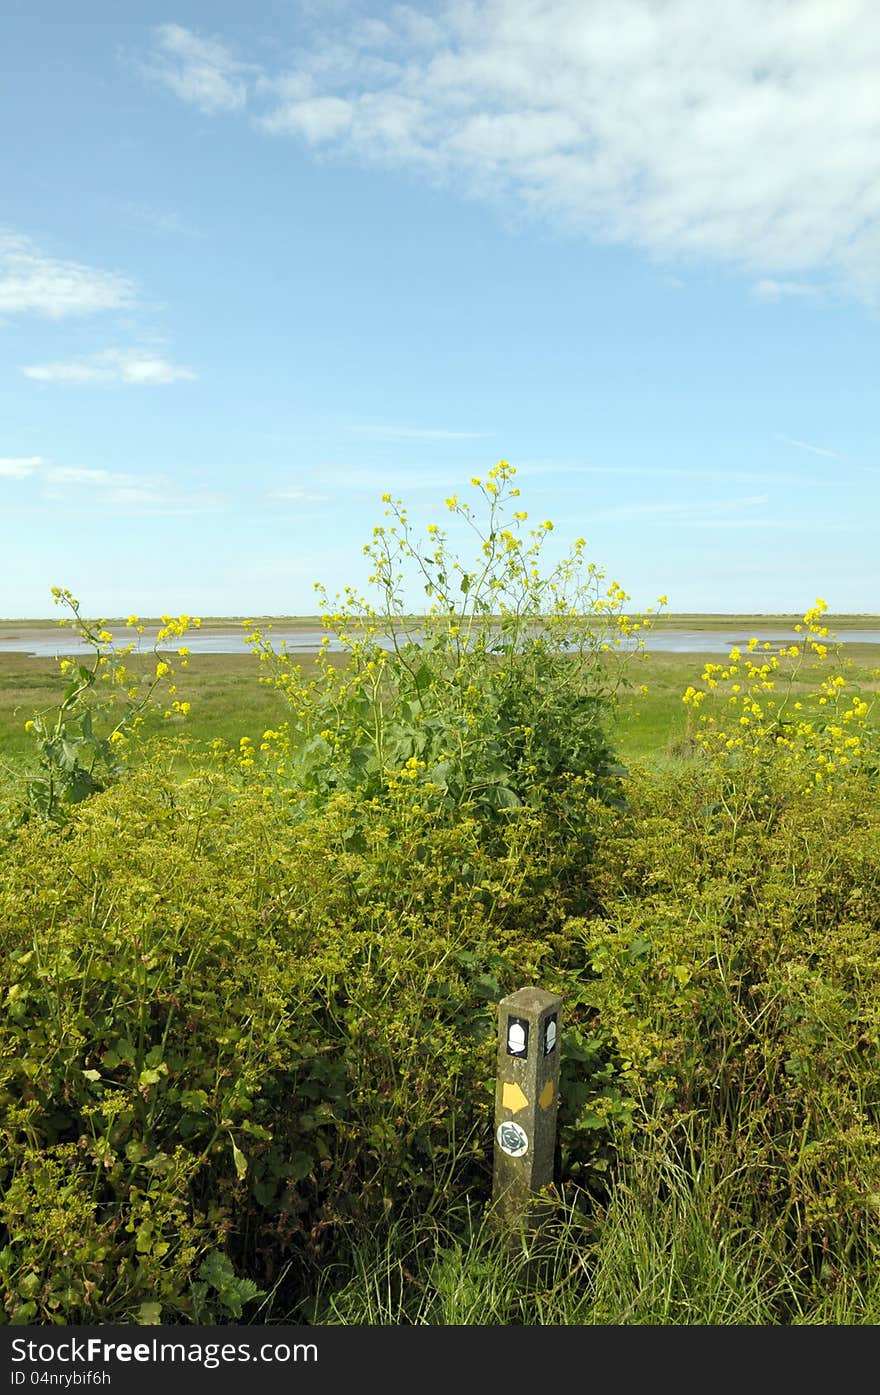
[502,1081,529,1114]
[539,1080,555,1110]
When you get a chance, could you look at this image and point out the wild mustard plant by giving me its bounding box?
[682,599,878,801]
[245,463,663,822]
[22,587,199,820]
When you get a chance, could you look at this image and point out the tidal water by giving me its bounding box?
[4,626,880,658]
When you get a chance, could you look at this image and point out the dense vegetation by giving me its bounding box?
[2,466,879,1325]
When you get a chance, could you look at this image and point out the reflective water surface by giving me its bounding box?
[3,626,879,658]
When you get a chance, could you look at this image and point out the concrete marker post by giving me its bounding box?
[492,985,563,1232]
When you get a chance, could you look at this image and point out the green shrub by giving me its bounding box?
[4,476,879,1323]
[565,759,880,1294]
[0,752,621,1322]
[244,463,656,829]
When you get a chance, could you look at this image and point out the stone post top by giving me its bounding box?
[499,985,562,1015]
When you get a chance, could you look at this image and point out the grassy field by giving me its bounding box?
[0,650,290,768]
[643,611,880,630]
[3,634,879,772]
[617,642,880,760]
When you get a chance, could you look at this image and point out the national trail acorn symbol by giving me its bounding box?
[506,1015,529,1056]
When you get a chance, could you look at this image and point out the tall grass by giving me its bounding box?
[295,1117,880,1326]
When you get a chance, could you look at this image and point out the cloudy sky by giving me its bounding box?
[2,0,878,617]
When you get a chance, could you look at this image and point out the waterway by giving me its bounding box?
[3,626,880,658]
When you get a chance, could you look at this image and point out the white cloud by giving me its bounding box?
[3,456,223,514]
[22,348,198,385]
[598,494,770,524]
[262,94,355,141]
[268,487,330,502]
[779,435,843,460]
[263,461,479,496]
[776,436,880,475]
[156,2,880,300]
[516,458,812,487]
[45,467,133,486]
[751,280,820,301]
[144,23,251,113]
[592,490,865,532]
[0,232,136,318]
[106,198,202,238]
[352,424,492,441]
[0,456,43,478]
[42,465,226,512]
[42,466,172,510]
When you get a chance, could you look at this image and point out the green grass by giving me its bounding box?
[616,643,880,764]
[296,1141,880,1325]
[0,651,320,770]
[3,641,879,776]
[645,612,880,630]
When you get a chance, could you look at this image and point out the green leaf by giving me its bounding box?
[180,1088,209,1111]
[135,1225,153,1254]
[627,934,652,963]
[199,1251,235,1288]
[253,1177,279,1206]
[286,1150,314,1182]
[414,663,433,693]
[10,1301,38,1325]
[482,783,521,810]
[231,1137,248,1180]
[471,972,502,1000]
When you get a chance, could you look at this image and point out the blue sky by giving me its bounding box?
[2,0,878,618]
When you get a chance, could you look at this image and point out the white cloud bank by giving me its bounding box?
[40,465,186,511]
[0,456,44,478]
[143,22,252,112]
[1,456,223,513]
[22,348,197,385]
[0,232,135,318]
[147,2,880,299]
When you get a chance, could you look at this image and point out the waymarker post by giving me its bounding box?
[492,985,562,1229]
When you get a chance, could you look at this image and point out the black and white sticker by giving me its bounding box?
[497,1121,529,1157]
[506,1015,529,1057]
[543,1013,558,1056]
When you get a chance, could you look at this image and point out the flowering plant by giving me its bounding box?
[682,599,878,808]
[245,462,663,826]
[22,588,197,820]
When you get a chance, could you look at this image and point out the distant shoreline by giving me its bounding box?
[2,612,880,633]
[2,613,879,659]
